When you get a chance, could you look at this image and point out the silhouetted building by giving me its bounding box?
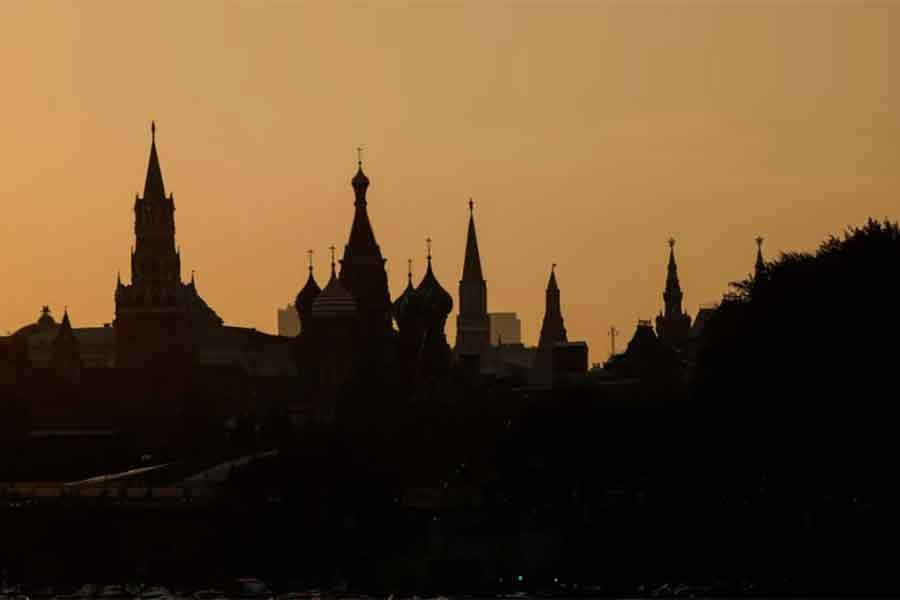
[416,244,454,379]
[605,319,680,381]
[50,309,81,380]
[294,258,322,335]
[11,307,115,368]
[755,236,766,279]
[455,200,490,360]
[306,255,360,421]
[489,312,522,346]
[393,260,425,380]
[552,341,589,375]
[339,159,393,347]
[536,265,567,371]
[114,123,222,370]
[655,239,692,349]
[277,304,300,337]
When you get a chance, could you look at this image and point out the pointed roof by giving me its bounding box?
[547,263,559,292]
[538,263,567,347]
[312,254,357,318]
[344,158,381,259]
[665,238,682,293]
[393,259,420,322]
[461,199,484,282]
[54,308,78,347]
[295,266,322,315]
[143,121,166,200]
[755,236,765,276]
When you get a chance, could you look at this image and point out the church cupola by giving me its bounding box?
[313,247,358,319]
[351,152,370,203]
[417,239,454,319]
[295,250,322,331]
[339,150,393,342]
[416,239,453,377]
[393,259,421,325]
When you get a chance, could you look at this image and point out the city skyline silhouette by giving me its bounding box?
[2,2,899,358]
[3,3,900,595]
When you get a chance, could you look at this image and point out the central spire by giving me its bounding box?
[345,153,379,256]
[143,121,166,200]
[340,151,392,341]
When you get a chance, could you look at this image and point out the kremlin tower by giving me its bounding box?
[536,264,568,371]
[655,238,692,349]
[114,123,221,370]
[455,200,490,360]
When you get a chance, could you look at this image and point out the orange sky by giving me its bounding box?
[1,2,898,361]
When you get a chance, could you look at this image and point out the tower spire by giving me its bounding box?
[408,258,413,283]
[656,237,692,347]
[307,249,314,274]
[461,199,484,282]
[665,238,681,299]
[329,244,337,278]
[755,236,765,277]
[537,263,568,370]
[548,263,559,291]
[456,199,490,357]
[143,121,166,200]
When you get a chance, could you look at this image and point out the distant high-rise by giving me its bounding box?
[536,264,568,371]
[655,238,692,348]
[277,304,300,337]
[455,200,490,358]
[489,312,521,345]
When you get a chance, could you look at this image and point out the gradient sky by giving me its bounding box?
[1,2,898,361]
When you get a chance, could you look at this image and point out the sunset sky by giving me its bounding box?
[1,2,898,360]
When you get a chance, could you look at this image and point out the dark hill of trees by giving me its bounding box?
[693,218,900,415]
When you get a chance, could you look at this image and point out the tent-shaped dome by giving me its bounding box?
[312,271,357,318]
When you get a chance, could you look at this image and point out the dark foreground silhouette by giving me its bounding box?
[2,218,900,596]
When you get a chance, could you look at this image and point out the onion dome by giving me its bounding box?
[295,264,321,316]
[393,259,421,323]
[351,156,370,200]
[37,305,56,329]
[312,255,357,318]
[416,242,453,317]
